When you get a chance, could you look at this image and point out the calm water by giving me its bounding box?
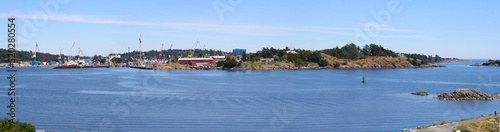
[1,60,500,131]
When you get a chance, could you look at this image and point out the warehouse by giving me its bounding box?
[178,58,215,66]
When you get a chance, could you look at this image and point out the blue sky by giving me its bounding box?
[1,0,499,59]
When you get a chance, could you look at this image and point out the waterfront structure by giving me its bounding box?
[178,58,215,66]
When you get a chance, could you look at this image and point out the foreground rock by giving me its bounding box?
[437,88,500,100]
[411,92,429,96]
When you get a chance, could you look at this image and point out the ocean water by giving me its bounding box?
[1,59,500,131]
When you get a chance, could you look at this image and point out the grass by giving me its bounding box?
[307,62,319,67]
[456,125,470,131]
[470,122,478,127]
[455,117,499,131]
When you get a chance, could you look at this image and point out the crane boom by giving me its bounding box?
[59,48,62,65]
[188,39,202,58]
[110,48,116,66]
[139,34,142,65]
[219,48,226,56]
[158,43,164,64]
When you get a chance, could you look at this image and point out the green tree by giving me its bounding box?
[241,52,247,61]
[222,57,238,69]
[334,62,341,68]
[318,59,328,67]
[0,118,36,132]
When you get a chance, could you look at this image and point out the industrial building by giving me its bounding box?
[232,49,246,55]
[210,56,226,62]
[178,58,215,66]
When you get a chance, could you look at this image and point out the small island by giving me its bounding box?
[472,60,500,66]
[437,88,500,101]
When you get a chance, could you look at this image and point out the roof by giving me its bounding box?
[178,58,214,61]
[211,56,226,59]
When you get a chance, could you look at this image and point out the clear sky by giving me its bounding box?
[1,0,499,59]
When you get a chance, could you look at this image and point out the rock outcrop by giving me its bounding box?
[471,63,482,66]
[411,92,429,96]
[437,88,500,100]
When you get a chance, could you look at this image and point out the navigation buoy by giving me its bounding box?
[362,77,366,83]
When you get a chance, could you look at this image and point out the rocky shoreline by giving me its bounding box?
[153,63,444,70]
[410,88,500,101]
[436,88,500,100]
[411,92,429,96]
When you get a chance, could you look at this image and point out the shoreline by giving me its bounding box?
[152,63,445,71]
[403,114,499,132]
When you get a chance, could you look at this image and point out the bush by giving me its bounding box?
[432,121,438,126]
[0,118,35,132]
[219,57,241,69]
[293,60,308,67]
[334,62,341,68]
[318,59,328,67]
[440,120,447,125]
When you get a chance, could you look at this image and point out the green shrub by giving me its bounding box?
[333,62,341,68]
[0,118,35,132]
[318,59,328,67]
[495,117,500,122]
[481,114,485,117]
[432,121,437,126]
[440,120,447,125]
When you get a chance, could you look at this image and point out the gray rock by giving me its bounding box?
[411,92,429,96]
[436,88,500,101]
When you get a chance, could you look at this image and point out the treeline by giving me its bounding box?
[321,43,449,64]
[321,43,399,60]
[247,47,328,67]
[0,48,65,63]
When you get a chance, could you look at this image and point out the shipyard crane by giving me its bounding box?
[110,48,117,67]
[58,48,62,65]
[70,42,82,63]
[188,39,202,58]
[167,44,173,64]
[158,44,164,64]
[219,48,226,56]
[70,42,91,66]
[139,34,142,66]
[31,42,40,66]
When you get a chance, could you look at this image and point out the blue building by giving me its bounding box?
[232,49,246,55]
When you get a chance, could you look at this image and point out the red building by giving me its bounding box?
[178,58,215,66]
[231,55,242,62]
